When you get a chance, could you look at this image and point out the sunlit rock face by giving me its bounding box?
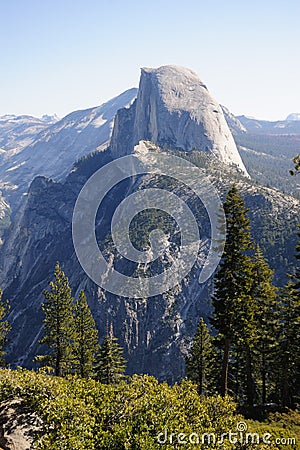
[111,65,249,177]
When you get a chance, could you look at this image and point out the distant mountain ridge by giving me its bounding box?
[237,114,300,134]
[0,114,58,153]
[220,106,300,196]
[286,113,300,121]
[0,88,137,210]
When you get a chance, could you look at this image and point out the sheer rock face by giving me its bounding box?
[111,65,249,177]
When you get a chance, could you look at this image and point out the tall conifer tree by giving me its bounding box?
[95,325,126,384]
[276,281,300,407]
[276,225,300,407]
[37,262,75,376]
[73,290,99,378]
[251,245,278,404]
[186,317,219,395]
[211,185,254,401]
[273,156,300,407]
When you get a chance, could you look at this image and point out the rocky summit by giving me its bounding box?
[110,65,249,176]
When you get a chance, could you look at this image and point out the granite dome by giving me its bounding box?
[129,65,248,176]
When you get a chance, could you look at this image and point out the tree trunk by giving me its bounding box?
[246,347,254,406]
[221,337,230,396]
[281,375,290,407]
[198,332,203,395]
[56,343,61,377]
[234,347,240,402]
[262,349,266,405]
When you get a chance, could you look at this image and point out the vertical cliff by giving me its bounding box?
[111,65,249,177]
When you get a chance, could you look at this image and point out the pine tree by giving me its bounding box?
[251,245,278,405]
[36,262,75,376]
[95,325,126,384]
[276,281,300,407]
[211,185,254,402]
[185,317,219,395]
[275,226,300,408]
[274,158,300,407]
[73,290,99,378]
[0,290,11,367]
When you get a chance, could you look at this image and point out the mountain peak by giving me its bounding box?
[141,65,206,85]
[110,65,249,176]
[139,65,209,107]
[41,114,59,123]
[286,112,300,121]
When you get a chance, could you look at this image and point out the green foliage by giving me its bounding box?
[273,220,300,408]
[73,290,99,378]
[185,318,220,395]
[210,185,300,408]
[245,412,300,450]
[36,264,101,379]
[275,280,300,407]
[0,369,241,449]
[95,327,126,384]
[0,290,11,367]
[212,185,254,339]
[1,368,300,449]
[71,147,113,180]
[251,245,279,405]
[36,262,76,376]
[211,185,255,401]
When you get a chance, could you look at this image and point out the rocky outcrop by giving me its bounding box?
[0,399,42,449]
[221,105,247,134]
[111,66,249,176]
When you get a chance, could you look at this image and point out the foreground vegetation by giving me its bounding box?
[0,368,299,449]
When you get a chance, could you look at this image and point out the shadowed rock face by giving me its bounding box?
[111,65,249,176]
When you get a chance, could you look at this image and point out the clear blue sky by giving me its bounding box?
[1,0,299,120]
